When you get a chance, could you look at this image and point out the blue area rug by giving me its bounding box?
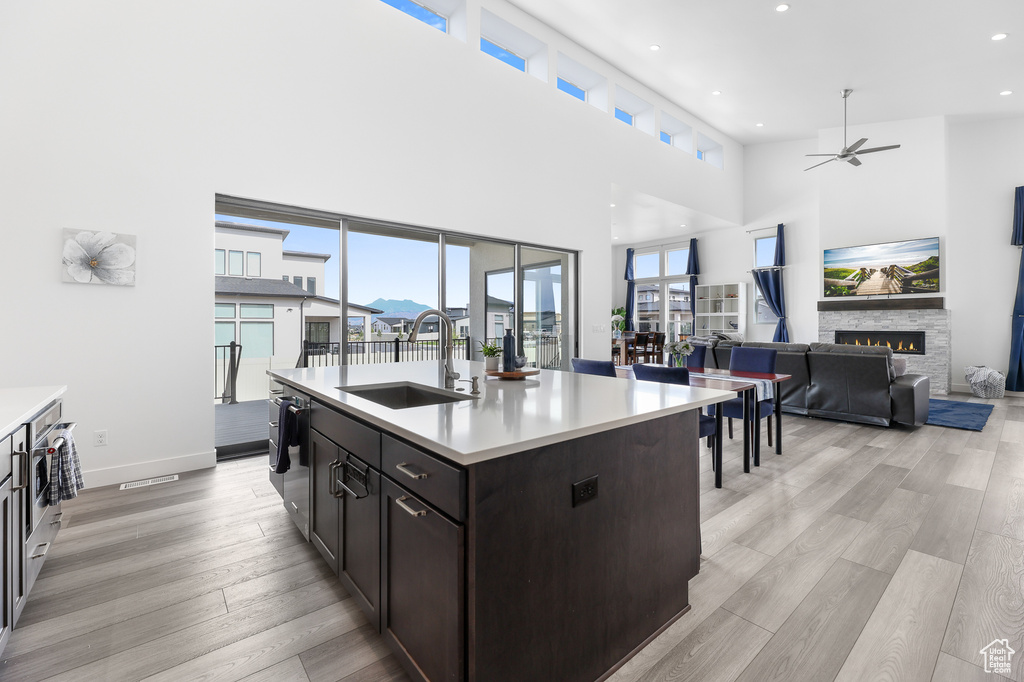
[926,399,995,431]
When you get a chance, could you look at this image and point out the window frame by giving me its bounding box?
[659,131,672,145]
[214,303,235,319]
[306,276,316,294]
[614,107,634,126]
[380,0,448,33]
[246,251,261,277]
[239,303,275,319]
[557,76,586,102]
[480,37,527,72]
[293,276,303,291]
[631,245,694,339]
[752,235,780,325]
[228,250,243,276]
[215,249,226,275]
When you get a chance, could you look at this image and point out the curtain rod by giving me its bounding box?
[745,225,780,234]
[746,266,787,273]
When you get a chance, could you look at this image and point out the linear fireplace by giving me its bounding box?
[835,330,926,355]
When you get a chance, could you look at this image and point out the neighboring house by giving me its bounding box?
[215,221,381,364]
[636,283,693,336]
[371,317,415,335]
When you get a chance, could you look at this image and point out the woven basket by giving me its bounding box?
[964,366,1006,399]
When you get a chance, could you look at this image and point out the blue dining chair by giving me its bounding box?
[571,358,618,377]
[632,364,718,457]
[686,345,707,369]
[711,346,777,456]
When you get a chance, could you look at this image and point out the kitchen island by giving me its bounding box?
[269,360,733,682]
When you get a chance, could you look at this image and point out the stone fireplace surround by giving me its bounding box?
[818,299,950,394]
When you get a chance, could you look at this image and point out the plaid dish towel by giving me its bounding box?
[49,428,85,505]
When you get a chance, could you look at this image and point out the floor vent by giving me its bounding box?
[119,475,179,490]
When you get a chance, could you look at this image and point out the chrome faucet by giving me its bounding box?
[408,309,460,389]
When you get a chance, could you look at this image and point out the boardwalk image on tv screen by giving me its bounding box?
[823,237,939,297]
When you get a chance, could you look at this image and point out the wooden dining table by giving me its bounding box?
[619,364,792,488]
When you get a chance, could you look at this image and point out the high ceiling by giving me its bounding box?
[507,0,1024,145]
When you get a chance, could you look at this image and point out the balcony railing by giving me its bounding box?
[302,339,471,367]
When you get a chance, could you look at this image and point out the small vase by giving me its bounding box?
[673,354,687,368]
[485,356,499,371]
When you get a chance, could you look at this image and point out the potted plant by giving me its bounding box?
[478,340,502,371]
[663,339,695,368]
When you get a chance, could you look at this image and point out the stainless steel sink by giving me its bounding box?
[338,382,477,409]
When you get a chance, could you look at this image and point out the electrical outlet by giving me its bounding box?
[592,324,607,333]
[572,475,598,507]
[94,429,108,446]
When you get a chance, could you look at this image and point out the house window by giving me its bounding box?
[753,235,779,324]
[306,277,316,294]
[380,0,447,33]
[240,322,274,358]
[494,320,504,338]
[615,108,634,126]
[282,275,289,282]
[228,250,243,276]
[634,252,659,279]
[481,38,526,71]
[293,276,303,290]
[667,248,690,276]
[240,303,274,319]
[557,77,586,102]
[696,149,704,161]
[215,250,225,275]
[660,131,672,145]
[215,321,235,345]
[214,303,235,318]
[306,321,330,344]
[246,252,261,277]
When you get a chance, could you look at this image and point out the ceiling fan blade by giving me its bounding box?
[847,157,862,166]
[804,158,837,171]
[805,154,837,157]
[855,144,901,154]
[845,137,869,153]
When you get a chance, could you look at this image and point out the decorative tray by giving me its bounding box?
[484,368,541,380]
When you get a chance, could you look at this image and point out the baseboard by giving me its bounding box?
[82,450,216,489]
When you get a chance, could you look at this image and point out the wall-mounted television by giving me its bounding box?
[823,237,939,297]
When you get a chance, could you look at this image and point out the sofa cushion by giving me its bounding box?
[809,342,896,382]
[806,350,894,426]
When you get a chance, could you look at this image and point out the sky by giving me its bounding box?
[216,215,471,308]
[824,237,940,269]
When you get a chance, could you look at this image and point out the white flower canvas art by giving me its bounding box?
[62,229,137,286]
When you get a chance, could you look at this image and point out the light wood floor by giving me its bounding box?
[3,394,1022,681]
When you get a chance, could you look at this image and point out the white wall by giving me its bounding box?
[617,114,1024,393]
[0,0,743,485]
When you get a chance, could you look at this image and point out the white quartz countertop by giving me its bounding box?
[0,385,67,440]
[270,361,735,466]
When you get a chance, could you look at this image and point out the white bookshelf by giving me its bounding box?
[693,283,746,337]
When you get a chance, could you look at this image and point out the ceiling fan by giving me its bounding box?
[805,89,901,171]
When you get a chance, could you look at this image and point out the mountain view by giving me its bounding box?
[363,298,432,321]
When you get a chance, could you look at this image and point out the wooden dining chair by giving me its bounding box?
[650,332,666,364]
[629,332,650,364]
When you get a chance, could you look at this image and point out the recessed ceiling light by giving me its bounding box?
[992,33,1008,41]
[680,224,686,228]
[649,44,661,51]
[756,123,764,127]
[776,4,790,11]
[610,203,616,207]
[613,236,620,240]
[1001,90,1013,96]
[712,90,722,96]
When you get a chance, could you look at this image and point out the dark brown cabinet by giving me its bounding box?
[310,423,381,630]
[381,477,463,682]
[309,429,340,570]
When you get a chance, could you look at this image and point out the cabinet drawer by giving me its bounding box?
[311,402,381,469]
[382,435,465,521]
[24,504,60,596]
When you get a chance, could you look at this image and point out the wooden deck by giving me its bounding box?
[852,271,902,296]
[215,400,269,458]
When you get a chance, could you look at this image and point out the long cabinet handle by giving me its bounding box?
[337,479,368,500]
[395,462,428,480]
[31,543,50,559]
[268,421,279,427]
[395,496,427,517]
[12,450,29,490]
[328,460,340,497]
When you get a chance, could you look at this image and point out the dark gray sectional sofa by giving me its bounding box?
[692,338,929,427]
